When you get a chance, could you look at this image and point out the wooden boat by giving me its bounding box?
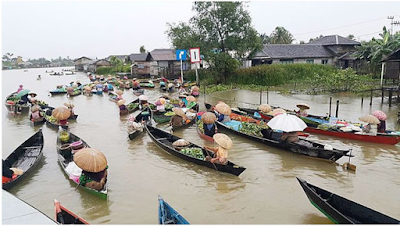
[145,124,246,176]
[44,114,69,130]
[140,81,155,89]
[68,90,82,97]
[108,92,119,102]
[54,199,89,224]
[238,107,400,145]
[172,116,196,132]
[4,92,30,114]
[196,120,216,143]
[56,128,108,199]
[49,88,67,95]
[152,111,173,124]
[3,129,44,190]
[31,117,46,127]
[296,178,400,224]
[133,89,145,96]
[158,195,189,225]
[126,99,140,113]
[120,109,129,116]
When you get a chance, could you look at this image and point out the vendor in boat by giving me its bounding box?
[362,123,378,135]
[160,81,166,89]
[377,120,386,133]
[155,98,166,112]
[281,131,299,143]
[136,110,151,122]
[170,108,186,127]
[118,100,128,112]
[186,96,199,112]
[190,86,200,97]
[178,95,187,108]
[168,83,174,92]
[30,105,44,122]
[295,103,309,117]
[79,167,108,191]
[201,112,217,137]
[2,160,16,183]
[127,114,144,134]
[132,79,141,90]
[64,103,75,116]
[59,118,68,126]
[204,133,232,165]
[215,102,231,123]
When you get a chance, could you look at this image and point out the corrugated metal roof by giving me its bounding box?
[307,35,360,45]
[129,53,151,61]
[382,47,400,62]
[150,49,176,61]
[254,44,333,59]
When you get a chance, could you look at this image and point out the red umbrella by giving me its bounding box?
[372,110,387,121]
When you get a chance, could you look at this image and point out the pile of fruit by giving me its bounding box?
[239,121,269,137]
[180,147,204,160]
[164,111,175,116]
[127,103,138,111]
[46,115,58,123]
[59,131,70,142]
[36,100,48,106]
[197,120,204,133]
[165,103,174,110]
[170,99,180,105]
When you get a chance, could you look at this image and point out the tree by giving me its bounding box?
[347,34,355,40]
[166,1,262,80]
[309,35,323,43]
[140,46,146,53]
[269,27,294,44]
[259,33,270,44]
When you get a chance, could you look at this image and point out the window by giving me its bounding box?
[306,59,314,64]
[280,59,294,64]
[321,59,328,64]
[138,64,144,69]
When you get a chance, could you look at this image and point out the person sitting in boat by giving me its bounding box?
[136,110,151,122]
[59,118,68,127]
[64,103,75,116]
[160,81,166,89]
[168,83,174,92]
[18,93,31,105]
[118,100,128,112]
[155,98,166,112]
[170,108,186,127]
[132,80,141,90]
[204,123,216,137]
[204,134,232,165]
[362,123,377,135]
[16,85,24,93]
[2,160,18,184]
[217,113,231,123]
[281,131,299,143]
[127,114,144,134]
[178,86,186,94]
[37,75,41,79]
[79,166,108,191]
[295,103,309,117]
[377,120,386,133]
[67,87,74,96]
[30,105,44,121]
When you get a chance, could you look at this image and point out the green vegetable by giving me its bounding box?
[180,147,204,160]
[164,111,175,116]
[197,120,204,133]
[239,121,269,137]
[127,103,139,111]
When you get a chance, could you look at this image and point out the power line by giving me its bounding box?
[355,31,381,38]
[294,16,387,36]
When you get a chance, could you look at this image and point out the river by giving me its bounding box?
[2,67,400,224]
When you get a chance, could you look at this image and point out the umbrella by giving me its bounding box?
[372,110,387,121]
[117,99,126,106]
[191,86,199,91]
[359,115,380,124]
[213,133,233,149]
[52,107,71,120]
[16,89,31,98]
[215,103,231,115]
[272,108,286,116]
[258,104,271,113]
[116,90,124,95]
[63,103,74,108]
[139,95,148,101]
[74,148,107,173]
[201,112,217,124]
[267,113,307,132]
[186,96,196,103]
[172,108,185,117]
[296,103,310,110]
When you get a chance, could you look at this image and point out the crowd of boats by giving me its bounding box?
[3,71,400,224]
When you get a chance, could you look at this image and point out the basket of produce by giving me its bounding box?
[60,131,70,143]
[180,147,204,160]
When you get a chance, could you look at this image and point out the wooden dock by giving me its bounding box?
[2,190,56,225]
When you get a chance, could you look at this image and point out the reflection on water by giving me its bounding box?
[2,68,400,224]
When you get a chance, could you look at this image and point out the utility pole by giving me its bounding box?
[388,16,394,36]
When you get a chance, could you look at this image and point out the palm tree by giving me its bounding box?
[259,33,270,44]
[269,27,294,44]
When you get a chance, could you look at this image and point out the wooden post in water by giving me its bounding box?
[329,97,332,117]
[335,100,339,118]
[389,89,393,107]
[267,88,269,104]
[361,95,364,106]
[381,87,384,103]
[370,89,373,106]
[260,89,262,105]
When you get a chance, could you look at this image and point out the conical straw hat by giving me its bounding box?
[73,148,107,173]
[139,95,148,101]
[296,103,310,110]
[258,104,271,113]
[359,115,380,124]
[215,103,231,115]
[116,90,124,95]
[168,83,174,88]
[172,108,185,117]
[172,139,190,147]
[186,96,196,103]
[84,86,92,91]
[191,86,199,91]
[63,103,74,108]
[159,98,166,105]
[201,112,217,124]
[52,107,71,120]
[272,108,286,116]
[94,80,99,84]
[213,133,233,149]
[117,99,126,106]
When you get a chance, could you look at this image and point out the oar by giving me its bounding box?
[343,149,356,171]
[203,145,220,173]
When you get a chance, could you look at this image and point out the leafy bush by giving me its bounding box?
[96,66,114,75]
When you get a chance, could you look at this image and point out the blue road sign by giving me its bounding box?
[176,49,187,61]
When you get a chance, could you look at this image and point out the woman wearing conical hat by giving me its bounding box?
[204,133,232,165]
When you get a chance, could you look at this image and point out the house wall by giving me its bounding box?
[135,61,151,75]
[385,62,400,80]
[269,58,333,65]
[326,46,357,55]
[150,61,158,76]
[75,58,92,65]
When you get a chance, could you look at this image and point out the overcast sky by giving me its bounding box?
[2,1,400,60]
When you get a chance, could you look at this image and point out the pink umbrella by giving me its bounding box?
[372,110,387,121]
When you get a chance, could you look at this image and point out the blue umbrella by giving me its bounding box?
[16,89,31,98]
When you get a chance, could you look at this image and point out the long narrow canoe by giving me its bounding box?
[40,105,78,120]
[158,195,189,225]
[127,99,140,113]
[133,89,145,96]
[145,124,246,176]
[4,92,30,114]
[44,114,69,130]
[238,107,400,145]
[3,129,44,190]
[56,128,108,199]
[152,111,173,124]
[54,199,89,224]
[172,116,196,132]
[297,178,400,224]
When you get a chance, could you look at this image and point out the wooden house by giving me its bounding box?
[73,57,93,71]
[150,49,183,78]
[87,59,111,73]
[129,53,152,77]
[382,47,400,82]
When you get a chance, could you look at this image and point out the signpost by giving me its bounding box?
[176,49,187,84]
[189,47,201,85]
